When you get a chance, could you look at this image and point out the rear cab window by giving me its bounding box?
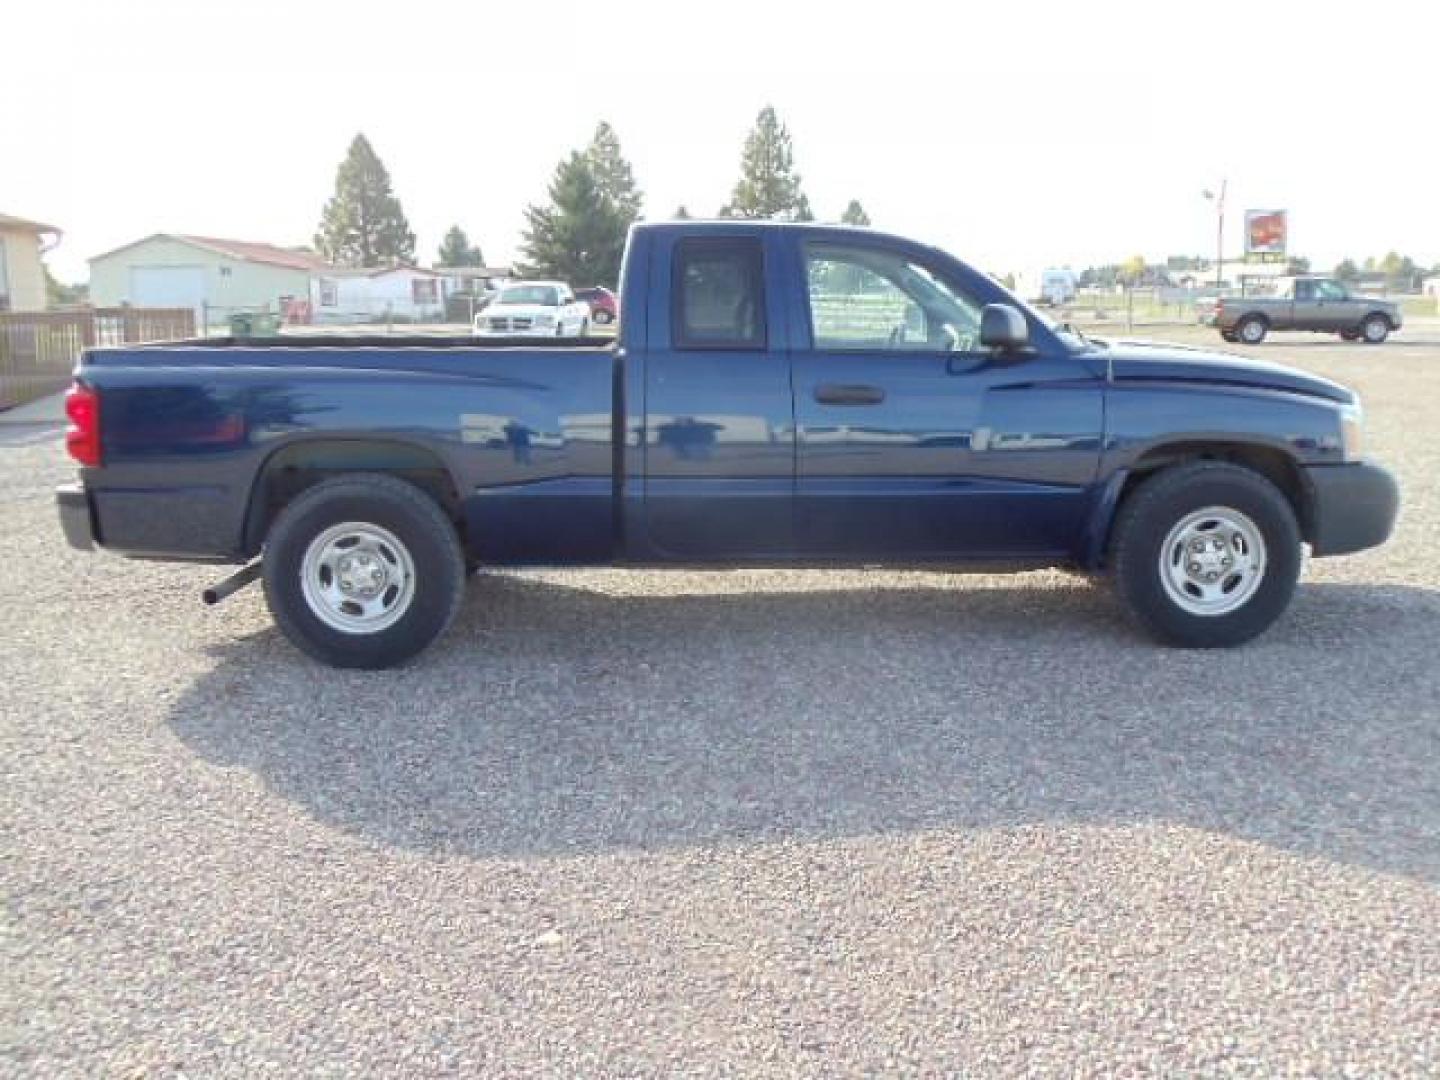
[672,238,767,350]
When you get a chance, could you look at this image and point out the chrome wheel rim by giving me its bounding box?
[1240,320,1264,342]
[1364,319,1386,341]
[300,522,416,633]
[1159,506,1267,617]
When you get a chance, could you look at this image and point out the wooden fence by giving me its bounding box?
[0,307,195,410]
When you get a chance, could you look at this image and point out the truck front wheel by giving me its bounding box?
[1360,314,1390,344]
[261,474,466,668]
[1110,462,1301,648]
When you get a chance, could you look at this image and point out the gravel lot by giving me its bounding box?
[4,331,1439,1075]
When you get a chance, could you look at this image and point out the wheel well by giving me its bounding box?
[243,439,461,556]
[1114,442,1312,549]
[1238,311,1269,326]
[1365,310,1396,328]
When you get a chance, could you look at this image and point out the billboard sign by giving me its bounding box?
[1245,210,1287,262]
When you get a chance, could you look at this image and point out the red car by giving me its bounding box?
[574,286,618,325]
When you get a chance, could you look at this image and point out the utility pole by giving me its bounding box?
[1203,180,1227,289]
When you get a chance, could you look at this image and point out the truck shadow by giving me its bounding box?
[169,576,1440,881]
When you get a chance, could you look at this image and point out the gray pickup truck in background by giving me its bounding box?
[1199,276,1402,345]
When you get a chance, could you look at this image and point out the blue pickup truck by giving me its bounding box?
[57,221,1398,667]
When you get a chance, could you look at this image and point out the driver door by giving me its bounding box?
[1313,279,1356,329]
[791,241,1103,559]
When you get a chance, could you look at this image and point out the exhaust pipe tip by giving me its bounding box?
[202,561,262,607]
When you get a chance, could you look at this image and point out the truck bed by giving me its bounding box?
[120,334,618,351]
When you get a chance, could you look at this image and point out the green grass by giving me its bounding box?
[1399,296,1439,317]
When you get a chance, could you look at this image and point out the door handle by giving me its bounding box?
[814,383,885,406]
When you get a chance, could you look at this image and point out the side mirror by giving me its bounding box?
[979,303,1029,350]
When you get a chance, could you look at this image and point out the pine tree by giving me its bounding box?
[436,225,484,267]
[518,152,626,286]
[585,121,643,223]
[314,134,416,267]
[720,106,811,220]
[840,200,872,227]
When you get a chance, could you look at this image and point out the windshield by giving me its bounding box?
[498,286,559,306]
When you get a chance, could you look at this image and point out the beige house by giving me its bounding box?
[0,212,62,312]
[89,234,331,328]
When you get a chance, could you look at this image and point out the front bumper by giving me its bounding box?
[1304,462,1399,556]
[473,324,560,338]
[56,482,96,551]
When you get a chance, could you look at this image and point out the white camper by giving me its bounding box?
[1014,268,1078,306]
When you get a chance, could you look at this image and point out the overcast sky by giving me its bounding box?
[7,0,1437,283]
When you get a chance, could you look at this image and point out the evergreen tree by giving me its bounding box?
[673,205,692,220]
[314,134,416,267]
[518,151,626,286]
[436,225,484,267]
[720,106,811,220]
[840,200,872,227]
[585,121,643,223]
[1334,258,1358,282]
[1378,251,1419,288]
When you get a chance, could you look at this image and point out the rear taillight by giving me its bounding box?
[65,380,102,467]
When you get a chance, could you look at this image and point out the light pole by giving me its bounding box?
[1202,181,1226,290]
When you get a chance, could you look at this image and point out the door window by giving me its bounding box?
[1315,280,1348,300]
[673,238,766,349]
[805,243,982,352]
[1294,279,1315,300]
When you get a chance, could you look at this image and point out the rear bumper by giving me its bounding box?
[56,482,96,551]
[1304,462,1399,556]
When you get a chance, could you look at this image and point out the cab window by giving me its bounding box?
[804,243,982,352]
[673,238,766,349]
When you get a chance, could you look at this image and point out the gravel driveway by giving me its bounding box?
[4,336,1438,1075]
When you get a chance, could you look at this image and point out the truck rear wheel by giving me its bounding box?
[262,474,465,668]
[1236,316,1268,344]
[1110,462,1301,648]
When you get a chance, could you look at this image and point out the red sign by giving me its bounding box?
[1245,210,1287,258]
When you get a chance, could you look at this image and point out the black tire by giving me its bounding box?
[262,473,465,669]
[1235,315,1268,344]
[1360,314,1390,344]
[1110,462,1301,648]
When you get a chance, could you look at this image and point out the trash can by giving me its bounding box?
[229,312,280,338]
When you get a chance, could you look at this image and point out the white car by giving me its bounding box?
[473,281,591,337]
